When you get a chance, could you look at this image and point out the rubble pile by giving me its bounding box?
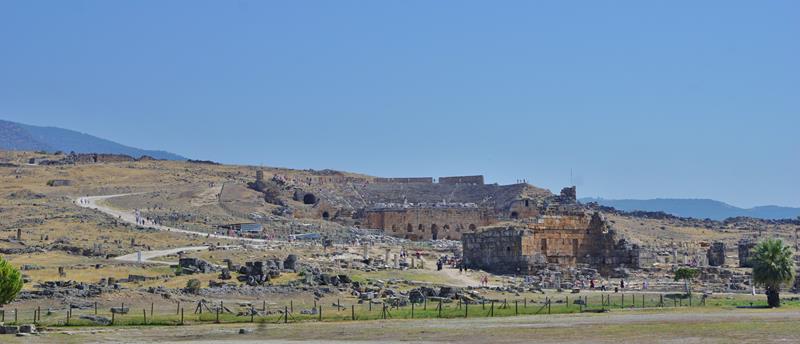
[18,280,116,300]
[179,257,215,274]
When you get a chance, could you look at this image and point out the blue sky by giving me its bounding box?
[1,1,798,208]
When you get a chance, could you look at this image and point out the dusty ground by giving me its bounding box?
[9,307,800,343]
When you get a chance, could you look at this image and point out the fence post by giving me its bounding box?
[250,307,254,323]
[547,299,551,315]
[490,301,494,317]
[351,305,355,320]
[439,300,443,318]
[566,296,569,308]
[318,306,322,322]
[465,300,469,318]
[291,300,294,313]
[515,300,518,315]
[284,306,288,324]
[95,302,98,315]
[151,303,154,319]
[622,294,624,308]
[180,308,184,325]
[177,301,180,315]
[411,302,414,318]
[144,309,147,325]
[216,307,220,324]
[263,300,267,313]
[111,312,115,326]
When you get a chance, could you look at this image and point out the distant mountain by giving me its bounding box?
[0,119,185,160]
[580,197,800,221]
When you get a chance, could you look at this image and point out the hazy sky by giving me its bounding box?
[1,1,798,208]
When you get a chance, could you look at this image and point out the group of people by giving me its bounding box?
[479,275,490,287]
[435,254,465,272]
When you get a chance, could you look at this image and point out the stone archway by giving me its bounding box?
[303,193,317,205]
[510,211,519,219]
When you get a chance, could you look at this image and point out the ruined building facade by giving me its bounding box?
[362,176,576,241]
[461,212,640,275]
[365,206,494,240]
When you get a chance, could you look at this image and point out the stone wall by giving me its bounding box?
[462,212,639,275]
[374,177,434,184]
[706,242,726,267]
[738,239,757,268]
[438,175,484,185]
[365,207,495,240]
[507,198,542,219]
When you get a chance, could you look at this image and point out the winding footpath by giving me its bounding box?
[75,194,267,264]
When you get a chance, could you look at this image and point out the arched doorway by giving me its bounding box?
[303,193,317,205]
[510,211,519,219]
[407,224,413,233]
[431,224,439,240]
[322,211,330,220]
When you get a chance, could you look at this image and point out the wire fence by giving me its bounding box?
[0,292,712,328]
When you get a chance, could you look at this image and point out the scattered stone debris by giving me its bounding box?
[179,257,215,274]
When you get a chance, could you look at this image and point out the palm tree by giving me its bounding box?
[751,238,796,307]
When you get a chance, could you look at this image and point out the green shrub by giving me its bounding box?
[0,257,24,305]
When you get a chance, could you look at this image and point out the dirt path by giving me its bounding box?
[114,246,209,265]
[76,194,269,244]
[419,256,493,288]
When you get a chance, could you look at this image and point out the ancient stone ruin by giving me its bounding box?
[706,242,726,267]
[461,212,639,276]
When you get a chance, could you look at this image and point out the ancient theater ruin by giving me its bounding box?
[247,171,644,276]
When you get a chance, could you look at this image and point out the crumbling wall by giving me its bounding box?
[507,198,541,219]
[462,227,544,274]
[366,207,494,240]
[707,242,726,267]
[738,239,757,268]
[374,177,434,184]
[438,175,484,185]
[462,212,639,275]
